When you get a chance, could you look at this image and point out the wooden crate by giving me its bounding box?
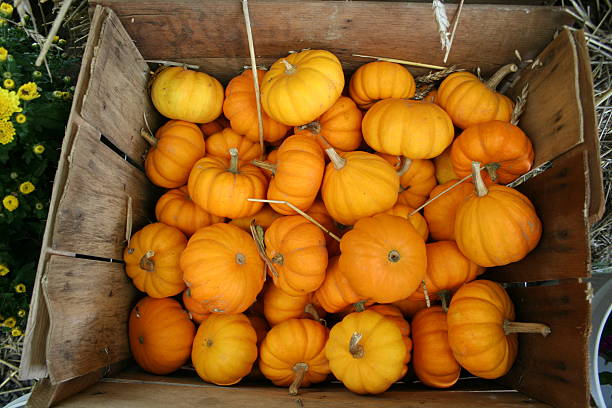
[20,2,604,407]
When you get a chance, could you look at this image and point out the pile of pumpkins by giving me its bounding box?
[124,49,551,395]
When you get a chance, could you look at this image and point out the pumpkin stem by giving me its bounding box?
[289,362,309,396]
[298,121,321,135]
[387,249,401,263]
[472,161,488,197]
[271,253,284,265]
[353,301,366,312]
[422,280,431,308]
[485,162,501,183]
[439,290,451,312]
[304,303,321,322]
[138,336,144,344]
[324,147,346,170]
[503,321,551,337]
[281,59,297,75]
[235,252,246,265]
[349,332,365,359]
[139,250,155,272]
[397,157,413,177]
[140,129,158,147]
[228,148,240,174]
[249,220,279,279]
[251,159,277,175]
[485,63,518,90]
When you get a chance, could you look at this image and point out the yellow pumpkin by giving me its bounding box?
[349,61,416,109]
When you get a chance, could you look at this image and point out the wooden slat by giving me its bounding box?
[500,281,590,408]
[80,8,162,164]
[90,1,571,76]
[52,123,157,260]
[43,256,139,384]
[485,148,590,283]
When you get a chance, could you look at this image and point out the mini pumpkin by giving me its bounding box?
[182,288,209,324]
[124,223,187,298]
[382,204,429,241]
[392,297,429,318]
[206,128,263,161]
[199,116,229,137]
[129,297,195,375]
[423,179,474,241]
[396,158,437,208]
[433,145,458,185]
[263,283,324,326]
[367,304,412,376]
[314,256,364,314]
[305,199,343,256]
[143,120,206,188]
[229,205,283,232]
[348,61,416,109]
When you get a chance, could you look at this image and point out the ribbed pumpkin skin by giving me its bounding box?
[261,50,345,126]
[367,305,412,372]
[455,184,542,267]
[362,99,454,159]
[266,135,325,215]
[182,288,209,324]
[129,297,195,375]
[434,145,458,184]
[410,241,484,301]
[392,297,429,318]
[322,151,399,225]
[382,205,429,241]
[229,205,283,232]
[265,216,328,296]
[259,319,330,387]
[451,121,534,184]
[199,116,229,137]
[397,159,437,208]
[326,310,406,394]
[314,256,362,314]
[144,120,206,188]
[155,186,223,237]
[412,306,461,388]
[263,283,324,326]
[294,96,363,151]
[180,223,265,314]
[187,155,267,219]
[423,179,474,241]
[437,72,514,129]
[124,223,187,298]
[348,61,416,109]
[447,280,518,379]
[206,128,263,161]
[192,313,258,385]
[151,67,224,123]
[339,214,427,303]
[305,200,342,256]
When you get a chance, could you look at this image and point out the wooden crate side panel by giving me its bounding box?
[500,281,590,408]
[91,1,571,76]
[52,124,157,260]
[43,256,139,384]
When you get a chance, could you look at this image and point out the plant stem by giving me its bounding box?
[397,157,412,177]
[349,332,365,358]
[228,148,240,174]
[409,171,474,215]
[298,121,321,135]
[472,161,488,197]
[352,54,446,70]
[439,290,451,312]
[304,303,321,322]
[281,59,297,74]
[325,147,346,170]
[353,301,366,312]
[289,363,309,395]
[139,250,155,272]
[251,159,277,175]
[422,280,431,308]
[503,321,551,337]
[140,129,158,147]
[485,63,518,90]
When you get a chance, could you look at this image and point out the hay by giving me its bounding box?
[0,335,33,404]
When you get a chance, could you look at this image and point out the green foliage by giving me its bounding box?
[0,8,79,332]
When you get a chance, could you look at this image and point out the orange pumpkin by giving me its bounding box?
[450,121,534,184]
[367,304,412,375]
[348,61,416,109]
[188,148,267,219]
[180,223,265,314]
[455,163,542,267]
[382,204,429,241]
[423,179,473,241]
[155,186,224,237]
[322,148,399,225]
[392,297,429,318]
[223,69,290,143]
[412,306,461,388]
[305,199,343,256]
[199,116,229,137]
[265,215,328,296]
[396,158,437,208]
[294,96,363,151]
[433,145,458,184]
[192,313,258,385]
[362,99,454,159]
[206,128,263,161]
[339,214,427,303]
[259,319,330,395]
[447,280,550,379]
[254,135,325,215]
[229,205,283,232]
[263,283,324,326]
[182,288,209,324]
[129,297,195,375]
[313,256,364,314]
[260,149,278,181]
[124,223,187,298]
[143,120,206,188]
[437,64,516,129]
[423,89,439,104]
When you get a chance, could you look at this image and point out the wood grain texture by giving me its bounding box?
[485,149,590,283]
[52,123,158,260]
[80,8,162,165]
[43,256,139,384]
[90,1,571,78]
[501,281,590,408]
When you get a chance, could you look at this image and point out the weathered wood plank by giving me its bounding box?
[52,123,158,260]
[501,281,590,408]
[43,256,139,384]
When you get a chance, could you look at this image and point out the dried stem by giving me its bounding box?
[139,250,155,272]
[422,280,431,308]
[432,0,450,53]
[281,59,297,74]
[289,363,309,396]
[228,148,240,174]
[251,159,277,174]
[297,121,321,135]
[511,83,529,126]
[409,171,475,215]
[349,332,365,358]
[439,289,451,313]
[140,129,157,147]
[397,157,412,177]
[325,147,347,170]
[415,65,461,84]
[486,63,518,90]
[35,0,73,66]
[443,0,465,63]
[249,221,278,280]
[472,161,488,197]
[503,321,551,337]
[352,54,446,70]
[304,303,321,322]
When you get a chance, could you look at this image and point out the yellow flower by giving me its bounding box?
[18,309,26,317]
[11,328,22,337]
[0,263,8,276]
[15,283,26,293]
[0,119,15,144]
[2,195,18,211]
[3,78,14,89]
[3,317,16,328]
[17,82,40,101]
[15,113,25,123]
[0,18,7,27]
[52,90,63,99]
[52,36,59,43]
[19,181,35,195]
[35,202,44,210]
[0,2,13,18]
[33,144,45,154]
[0,88,22,120]
[0,47,6,62]
[61,91,72,100]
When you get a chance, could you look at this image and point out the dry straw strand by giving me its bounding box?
[432,0,450,53]
[510,83,529,126]
[443,0,465,63]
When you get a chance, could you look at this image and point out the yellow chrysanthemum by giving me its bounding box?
[2,195,18,211]
[35,202,44,210]
[3,78,14,89]
[17,82,40,101]
[0,47,7,62]
[0,3,13,18]
[0,88,22,120]
[33,144,45,154]
[3,317,16,328]
[52,90,62,99]
[0,263,8,276]
[15,113,25,123]
[18,309,26,318]
[0,119,15,145]
[11,328,22,337]
[19,181,35,194]
[15,283,26,293]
